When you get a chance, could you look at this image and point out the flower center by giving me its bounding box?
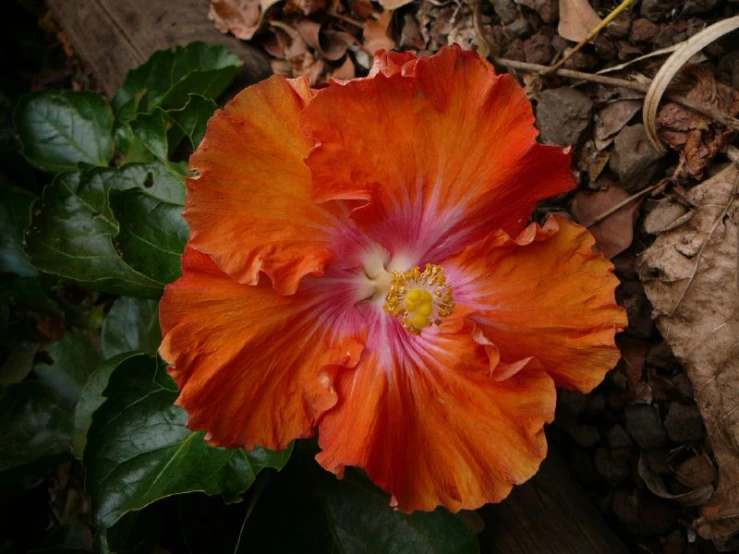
[383,264,455,334]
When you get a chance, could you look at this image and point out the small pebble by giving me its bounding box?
[664,403,705,442]
[625,404,668,449]
[571,425,602,448]
[607,424,633,449]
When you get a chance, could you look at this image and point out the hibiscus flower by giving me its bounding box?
[159,46,626,513]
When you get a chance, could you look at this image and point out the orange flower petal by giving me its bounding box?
[316,311,555,512]
[186,75,350,295]
[159,248,367,451]
[302,46,575,263]
[447,216,626,393]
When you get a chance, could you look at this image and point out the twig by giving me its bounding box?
[585,179,667,228]
[496,58,649,91]
[548,0,638,73]
[494,58,739,132]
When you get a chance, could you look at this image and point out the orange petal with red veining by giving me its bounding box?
[447,216,627,392]
[316,310,555,513]
[185,75,348,295]
[302,46,575,265]
[159,248,366,451]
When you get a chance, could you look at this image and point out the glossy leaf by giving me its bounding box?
[0,341,39,386]
[129,109,169,162]
[0,178,37,276]
[33,332,101,410]
[72,352,137,458]
[25,162,185,296]
[85,354,292,529]
[101,297,161,359]
[167,94,217,149]
[14,90,114,174]
[0,381,73,472]
[109,188,188,284]
[113,42,241,117]
[243,449,480,554]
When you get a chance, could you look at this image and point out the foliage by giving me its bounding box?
[2,41,480,554]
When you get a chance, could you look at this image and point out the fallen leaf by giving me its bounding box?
[594,100,642,151]
[676,454,717,490]
[571,181,641,258]
[346,0,376,19]
[330,55,356,81]
[209,0,282,40]
[399,13,424,49]
[576,140,610,182]
[643,198,690,235]
[619,338,650,404]
[285,0,326,15]
[363,10,395,54]
[557,0,602,43]
[657,65,739,182]
[294,20,356,61]
[269,21,326,84]
[379,0,414,9]
[639,453,715,507]
[639,163,739,550]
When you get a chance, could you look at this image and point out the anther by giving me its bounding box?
[383,264,454,333]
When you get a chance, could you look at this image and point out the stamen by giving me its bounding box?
[383,264,455,333]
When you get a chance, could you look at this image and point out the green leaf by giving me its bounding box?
[0,341,39,386]
[84,354,292,529]
[0,381,73,472]
[129,109,169,162]
[109,188,188,284]
[0,178,37,276]
[167,94,217,149]
[113,42,242,117]
[15,90,114,174]
[32,332,101,411]
[25,162,185,296]
[243,450,480,554]
[72,352,137,458]
[101,297,161,359]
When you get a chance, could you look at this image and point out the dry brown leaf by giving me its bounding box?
[363,10,395,55]
[284,0,326,15]
[330,55,356,80]
[643,15,739,153]
[379,0,414,9]
[293,20,356,61]
[638,163,739,551]
[346,0,376,18]
[676,454,717,490]
[557,0,602,43]
[657,66,739,182]
[638,453,715,507]
[594,100,642,150]
[576,140,610,182]
[571,182,641,258]
[209,0,282,40]
[619,337,650,404]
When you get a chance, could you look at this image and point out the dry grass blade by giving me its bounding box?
[596,43,682,75]
[549,0,635,73]
[643,15,739,153]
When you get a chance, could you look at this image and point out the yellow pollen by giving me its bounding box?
[383,264,455,334]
